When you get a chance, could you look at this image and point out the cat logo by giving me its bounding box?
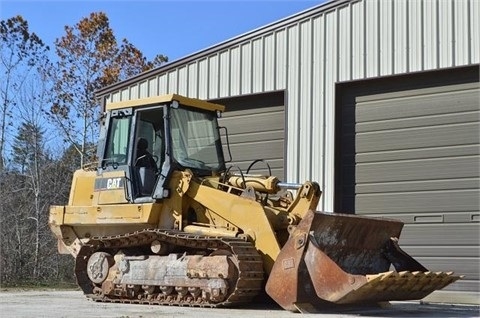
[107,178,122,189]
[94,177,125,191]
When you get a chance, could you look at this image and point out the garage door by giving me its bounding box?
[212,91,285,179]
[335,65,479,303]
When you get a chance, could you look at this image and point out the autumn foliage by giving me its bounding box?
[50,12,167,167]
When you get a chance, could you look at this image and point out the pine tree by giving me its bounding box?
[12,122,45,174]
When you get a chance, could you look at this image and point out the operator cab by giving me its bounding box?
[99,94,226,202]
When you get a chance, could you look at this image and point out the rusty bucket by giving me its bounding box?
[265,210,462,312]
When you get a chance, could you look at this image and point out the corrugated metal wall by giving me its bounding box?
[105,0,479,211]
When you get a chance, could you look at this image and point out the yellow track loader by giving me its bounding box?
[49,94,461,312]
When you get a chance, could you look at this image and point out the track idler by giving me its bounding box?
[265,210,462,312]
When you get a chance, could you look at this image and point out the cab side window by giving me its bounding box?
[104,116,131,165]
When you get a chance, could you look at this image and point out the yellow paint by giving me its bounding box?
[63,203,160,225]
[49,205,65,226]
[106,94,225,112]
[186,179,281,273]
[68,169,95,206]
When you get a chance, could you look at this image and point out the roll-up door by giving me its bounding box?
[335,65,479,304]
[212,91,285,179]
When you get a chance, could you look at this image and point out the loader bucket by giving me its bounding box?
[265,210,462,312]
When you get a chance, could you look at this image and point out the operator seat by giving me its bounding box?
[134,137,157,196]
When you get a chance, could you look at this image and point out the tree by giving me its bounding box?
[13,122,47,276]
[0,15,75,286]
[14,122,45,275]
[102,38,167,87]
[0,12,167,287]
[0,130,76,285]
[0,16,55,285]
[0,15,49,171]
[12,123,44,172]
[49,12,168,168]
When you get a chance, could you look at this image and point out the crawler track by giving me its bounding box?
[75,229,265,307]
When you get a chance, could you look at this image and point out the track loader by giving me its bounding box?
[49,94,461,312]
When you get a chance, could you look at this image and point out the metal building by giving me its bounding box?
[96,0,480,304]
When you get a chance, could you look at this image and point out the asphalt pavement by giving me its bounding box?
[0,290,478,318]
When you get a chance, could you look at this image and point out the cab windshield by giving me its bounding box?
[170,107,225,173]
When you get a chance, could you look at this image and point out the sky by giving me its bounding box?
[1,0,326,63]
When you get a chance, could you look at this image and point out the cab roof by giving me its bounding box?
[105,94,225,112]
